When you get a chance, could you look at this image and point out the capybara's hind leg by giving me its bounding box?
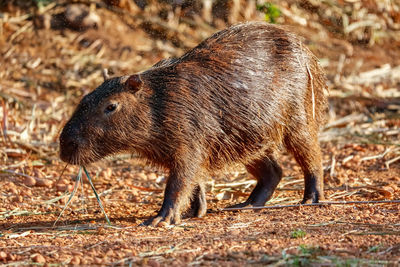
[188,183,207,218]
[285,133,324,203]
[227,157,282,208]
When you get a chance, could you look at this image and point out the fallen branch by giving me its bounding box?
[386,155,400,169]
[222,199,400,211]
[360,147,395,162]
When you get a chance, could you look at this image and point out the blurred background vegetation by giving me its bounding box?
[0,0,399,176]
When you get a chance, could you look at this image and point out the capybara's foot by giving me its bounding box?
[142,207,181,227]
[187,184,207,218]
[225,157,283,210]
[225,202,252,209]
[301,173,324,204]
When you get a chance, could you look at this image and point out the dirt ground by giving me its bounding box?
[0,0,400,266]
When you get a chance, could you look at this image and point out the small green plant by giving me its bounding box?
[367,244,382,253]
[298,244,319,255]
[33,0,53,8]
[282,245,320,266]
[256,2,281,24]
[291,229,307,239]
[282,245,390,266]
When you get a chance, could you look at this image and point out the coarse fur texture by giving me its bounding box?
[60,21,328,226]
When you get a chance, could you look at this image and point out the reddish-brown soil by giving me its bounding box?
[0,1,399,265]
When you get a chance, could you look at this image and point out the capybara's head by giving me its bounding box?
[59,75,145,165]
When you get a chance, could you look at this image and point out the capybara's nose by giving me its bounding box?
[59,123,81,164]
[59,135,79,163]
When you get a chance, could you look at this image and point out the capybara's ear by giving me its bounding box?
[123,74,142,93]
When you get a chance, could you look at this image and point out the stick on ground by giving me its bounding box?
[222,199,400,211]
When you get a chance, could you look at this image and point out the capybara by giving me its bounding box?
[60,22,328,226]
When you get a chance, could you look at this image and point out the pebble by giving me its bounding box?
[22,189,32,197]
[134,172,147,180]
[56,184,67,192]
[106,249,114,257]
[158,221,169,227]
[35,178,53,187]
[23,176,36,187]
[65,4,100,30]
[7,253,16,261]
[147,172,158,180]
[70,255,81,265]
[12,195,23,203]
[94,257,103,264]
[56,183,74,192]
[59,178,70,185]
[148,259,160,267]
[229,229,241,236]
[102,168,113,180]
[0,251,7,260]
[9,188,18,195]
[32,254,46,263]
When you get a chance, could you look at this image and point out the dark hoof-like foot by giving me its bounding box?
[185,183,207,218]
[302,190,324,204]
[225,202,251,209]
[141,208,181,227]
[225,200,266,210]
[184,205,207,218]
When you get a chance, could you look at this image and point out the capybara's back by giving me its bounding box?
[60,22,328,226]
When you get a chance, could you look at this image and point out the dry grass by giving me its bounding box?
[0,0,399,265]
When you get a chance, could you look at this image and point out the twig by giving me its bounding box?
[222,200,400,211]
[378,244,400,255]
[213,180,256,188]
[8,21,33,43]
[310,220,400,228]
[0,208,46,220]
[360,147,394,162]
[324,113,366,129]
[386,155,400,169]
[102,68,109,81]
[352,231,400,236]
[13,140,49,158]
[1,99,10,143]
[330,155,336,178]
[110,247,200,266]
[328,190,358,200]
[1,169,41,181]
[342,155,354,164]
[344,20,380,34]
[85,241,107,250]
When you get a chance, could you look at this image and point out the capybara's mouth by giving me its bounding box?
[60,142,105,165]
[59,140,92,165]
[60,150,97,165]
[60,148,83,165]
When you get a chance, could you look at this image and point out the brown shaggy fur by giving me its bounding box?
[60,22,328,226]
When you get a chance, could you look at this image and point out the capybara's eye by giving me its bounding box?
[105,103,117,114]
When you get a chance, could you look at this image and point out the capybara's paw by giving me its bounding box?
[225,201,252,210]
[225,198,268,210]
[302,190,323,204]
[188,195,207,218]
[141,208,181,227]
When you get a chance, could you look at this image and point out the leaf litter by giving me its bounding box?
[0,0,399,265]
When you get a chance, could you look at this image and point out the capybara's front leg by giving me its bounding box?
[143,166,198,226]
